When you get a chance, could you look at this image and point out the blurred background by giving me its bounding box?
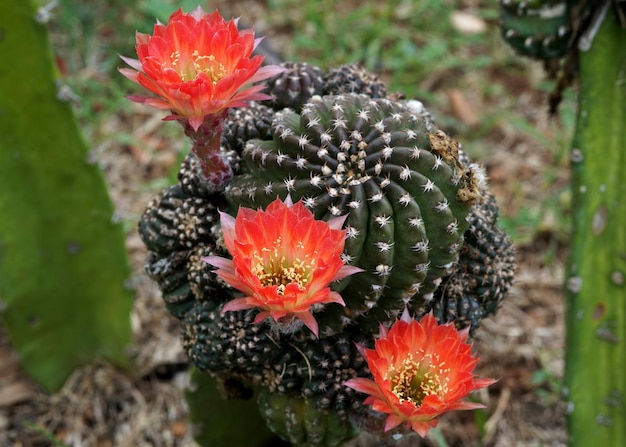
[1,0,570,445]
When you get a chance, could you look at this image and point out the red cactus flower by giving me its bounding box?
[119,7,283,131]
[344,311,495,437]
[203,197,361,337]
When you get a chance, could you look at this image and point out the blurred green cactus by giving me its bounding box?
[0,0,133,391]
[565,6,626,446]
[499,1,626,445]
[499,0,595,60]
[186,369,284,447]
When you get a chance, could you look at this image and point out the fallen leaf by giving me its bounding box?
[446,88,480,127]
[450,10,487,35]
[0,380,36,407]
[171,420,187,437]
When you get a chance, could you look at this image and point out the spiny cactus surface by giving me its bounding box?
[226,93,482,334]
[137,61,515,446]
[425,191,515,333]
[262,61,326,111]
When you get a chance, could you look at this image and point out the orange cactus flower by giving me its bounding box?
[119,7,283,131]
[203,197,361,337]
[344,311,495,437]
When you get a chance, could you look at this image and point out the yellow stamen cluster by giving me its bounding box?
[388,353,450,405]
[251,238,316,295]
[169,50,227,84]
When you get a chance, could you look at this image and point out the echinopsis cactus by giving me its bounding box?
[137,58,515,444]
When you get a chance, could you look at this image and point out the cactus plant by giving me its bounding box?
[130,7,515,445]
[565,6,626,446]
[0,0,133,392]
[137,63,514,445]
[500,0,594,60]
[499,1,626,444]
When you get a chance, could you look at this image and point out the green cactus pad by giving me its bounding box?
[0,0,133,391]
[226,94,479,333]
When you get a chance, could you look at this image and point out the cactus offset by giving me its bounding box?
[223,102,276,153]
[263,62,326,111]
[323,63,389,98]
[426,190,516,333]
[258,389,357,447]
[140,181,230,319]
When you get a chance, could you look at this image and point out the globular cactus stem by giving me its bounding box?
[226,93,483,335]
[137,61,516,446]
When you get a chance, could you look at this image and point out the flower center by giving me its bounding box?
[251,238,315,295]
[169,50,228,84]
[388,353,449,406]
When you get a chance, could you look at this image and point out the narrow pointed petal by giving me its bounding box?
[383,414,405,432]
[118,68,139,83]
[326,291,346,306]
[247,64,287,83]
[296,311,319,337]
[344,378,381,396]
[118,55,143,72]
[332,264,364,281]
[206,197,360,336]
[201,255,233,271]
[252,311,271,325]
[400,307,412,322]
[222,297,256,313]
[410,420,436,438]
[327,213,349,230]
[119,7,283,122]
[188,115,205,132]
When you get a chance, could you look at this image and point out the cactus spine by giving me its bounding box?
[138,61,515,445]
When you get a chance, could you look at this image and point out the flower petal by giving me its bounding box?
[222,297,257,313]
[211,197,359,336]
[120,7,280,123]
[383,414,405,432]
[295,311,319,337]
[345,311,495,437]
